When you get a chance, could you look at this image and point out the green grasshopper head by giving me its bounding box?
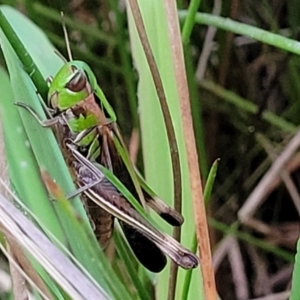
[48,60,98,112]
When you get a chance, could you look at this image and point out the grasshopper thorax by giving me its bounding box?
[48,60,98,112]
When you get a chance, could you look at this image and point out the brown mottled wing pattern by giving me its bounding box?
[92,125,168,271]
[68,148,199,272]
[54,120,114,249]
[81,193,114,249]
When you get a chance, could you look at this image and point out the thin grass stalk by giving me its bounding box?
[182,159,219,300]
[181,0,201,44]
[200,80,297,134]
[109,0,139,128]
[114,228,152,300]
[126,2,184,297]
[126,0,182,221]
[32,3,116,48]
[210,219,294,262]
[179,11,300,55]
[165,1,217,299]
[0,10,48,100]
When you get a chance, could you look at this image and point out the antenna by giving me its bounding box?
[61,11,73,61]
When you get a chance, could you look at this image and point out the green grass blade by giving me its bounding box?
[290,240,300,299]
[0,192,111,300]
[204,159,220,205]
[179,10,300,55]
[0,33,65,243]
[182,159,219,300]
[127,1,203,299]
[0,63,67,300]
[199,80,297,134]
[114,227,152,300]
[0,7,133,299]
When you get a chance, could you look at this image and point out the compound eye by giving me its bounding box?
[65,69,87,92]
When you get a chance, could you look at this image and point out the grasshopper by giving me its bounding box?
[16,27,198,273]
